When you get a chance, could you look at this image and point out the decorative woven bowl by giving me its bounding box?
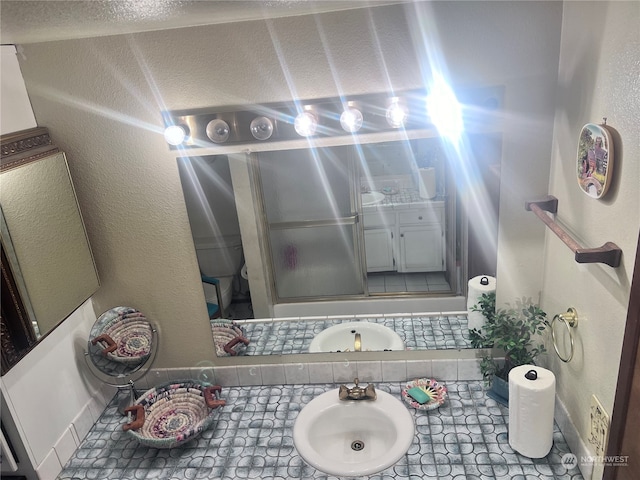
[401,378,448,411]
[211,321,250,357]
[123,380,225,448]
[91,306,153,364]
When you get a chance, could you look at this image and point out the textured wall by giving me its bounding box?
[0,46,37,133]
[16,2,562,368]
[541,1,640,476]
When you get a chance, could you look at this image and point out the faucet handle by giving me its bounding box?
[365,383,377,401]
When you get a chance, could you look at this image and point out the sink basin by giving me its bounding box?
[308,321,405,353]
[293,388,415,477]
[361,191,385,206]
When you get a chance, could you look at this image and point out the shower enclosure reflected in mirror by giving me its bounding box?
[255,139,457,301]
[1,128,100,372]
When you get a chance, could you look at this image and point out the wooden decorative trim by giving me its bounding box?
[1,243,37,374]
[603,229,640,479]
[1,315,20,372]
[0,127,59,172]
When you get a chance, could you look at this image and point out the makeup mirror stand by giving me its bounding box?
[84,331,158,414]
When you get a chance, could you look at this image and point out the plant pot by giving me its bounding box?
[486,375,509,406]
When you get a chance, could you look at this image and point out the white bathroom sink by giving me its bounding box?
[361,191,385,206]
[293,388,415,477]
[308,321,405,353]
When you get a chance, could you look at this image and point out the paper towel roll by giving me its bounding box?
[418,167,436,199]
[508,365,556,458]
[466,275,496,331]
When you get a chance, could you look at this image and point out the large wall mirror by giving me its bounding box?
[0,128,100,372]
[173,87,503,359]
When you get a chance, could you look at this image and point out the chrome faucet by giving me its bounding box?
[339,378,377,401]
[354,333,362,352]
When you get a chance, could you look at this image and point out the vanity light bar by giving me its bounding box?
[162,90,421,148]
[161,86,503,149]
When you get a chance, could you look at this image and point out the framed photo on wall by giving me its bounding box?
[576,122,614,199]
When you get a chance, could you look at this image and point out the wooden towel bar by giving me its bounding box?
[525,195,622,267]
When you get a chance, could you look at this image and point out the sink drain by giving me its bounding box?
[351,440,365,451]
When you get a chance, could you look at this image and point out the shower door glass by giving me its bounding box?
[258,146,364,300]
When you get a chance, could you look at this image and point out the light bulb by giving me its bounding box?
[250,116,274,140]
[340,107,363,133]
[163,125,188,146]
[294,111,318,137]
[206,119,230,144]
[426,77,463,142]
[386,98,408,128]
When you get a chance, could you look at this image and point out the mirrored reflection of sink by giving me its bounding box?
[293,388,415,477]
[361,191,385,206]
[308,321,405,353]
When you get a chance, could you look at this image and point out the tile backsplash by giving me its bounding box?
[137,357,482,390]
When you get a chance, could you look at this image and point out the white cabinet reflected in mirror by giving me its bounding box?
[1,128,100,372]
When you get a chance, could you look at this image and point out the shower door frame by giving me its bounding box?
[250,147,369,304]
[249,134,465,307]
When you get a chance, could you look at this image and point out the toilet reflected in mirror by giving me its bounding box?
[177,154,251,320]
[196,235,246,317]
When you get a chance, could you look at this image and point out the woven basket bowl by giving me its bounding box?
[123,380,225,448]
[92,306,153,364]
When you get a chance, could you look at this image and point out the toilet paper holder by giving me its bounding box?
[551,307,578,363]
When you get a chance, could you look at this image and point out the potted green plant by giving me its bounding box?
[468,292,548,405]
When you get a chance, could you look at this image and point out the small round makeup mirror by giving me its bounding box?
[85,306,158,414]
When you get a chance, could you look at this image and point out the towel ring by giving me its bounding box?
[551,307,578,363]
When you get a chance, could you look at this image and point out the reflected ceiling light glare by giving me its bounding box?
[386,97,408,128]
[294,111,318,137]
[250,116,274,140]
[340,106,363,133]
[426,77,463,142]
[163,125,188,146]
[206,118,230,143]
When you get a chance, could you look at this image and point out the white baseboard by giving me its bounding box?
[555,395,594,480]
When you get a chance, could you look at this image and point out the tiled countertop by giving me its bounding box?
[240,314,472,356]
[58,381,584,480]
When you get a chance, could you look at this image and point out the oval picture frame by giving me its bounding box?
[576,122,614,199]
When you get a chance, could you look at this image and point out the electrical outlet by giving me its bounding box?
[588,395,610,456]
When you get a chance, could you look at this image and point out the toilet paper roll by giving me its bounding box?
[466,275,496,331]
[508,365,556,458]
[418,167,437,199]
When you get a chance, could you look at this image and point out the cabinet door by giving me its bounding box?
[364,228,395,272]
[399,225,443,272]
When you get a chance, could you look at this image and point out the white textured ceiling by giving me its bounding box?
[0,0,406,45]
